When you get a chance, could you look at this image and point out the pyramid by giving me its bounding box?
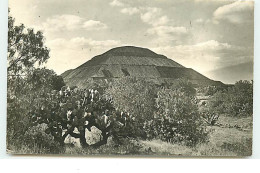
[61,46,223,87]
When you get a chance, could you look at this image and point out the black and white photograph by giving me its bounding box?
[6,0,254,156]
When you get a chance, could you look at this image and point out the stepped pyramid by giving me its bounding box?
[61,46,223,87]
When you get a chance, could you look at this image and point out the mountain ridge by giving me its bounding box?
[206,61,253,84]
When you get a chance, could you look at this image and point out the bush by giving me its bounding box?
[27,68,65,91]
[7,74,212,152]
[207,80,253,117]
[7,68,65,149]
[145,87,208,146]
[204,85,228,96]
[170,78,197,96]
[22,124,63,154]
[105,77,157,139]
[105,78,209,146]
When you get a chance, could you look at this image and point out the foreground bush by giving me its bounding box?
[105,77,157,139]
[105,78,209,146]
[8,76,212,151]
[22,124,63,154]
[145,86,208,146]
[7,68,65,149]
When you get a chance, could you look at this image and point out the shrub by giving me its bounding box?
[7,68,65,149]
[145,87,208,146]
[22,124,63,154]
[105,77,157,139]
[207,80,253,117]
[170,78,197,96]
[27,68,65,91]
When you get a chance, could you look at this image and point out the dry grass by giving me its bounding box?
[139,139,194,156]
[8,114,252,157]
[64,138,144,156]
[63,115,252,157]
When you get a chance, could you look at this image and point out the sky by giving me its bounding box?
[9,0,254,84]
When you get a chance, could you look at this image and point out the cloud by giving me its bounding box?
[40,15,108,32]
[213,1,254,24]
[194,18,211,25]
[115,4,182,46]
[147,26,187,36]
[195,18,204,23]
[120,7,140,15]
[71,37,120,47]
[45,37,121,74]
[147,26,188,45]
[43,15,84,31]
[167,40,250,57]
[140,7,160,24]
[118,6,184,45]
[119,6,169,26]
[110,0,124,7]
[47,37,120,49]
[140,7,169,26]
[151,40,253,73]
[188,40,232,51]
[83,20,108,30]
[9,0,39,26]
[120,6,188,45]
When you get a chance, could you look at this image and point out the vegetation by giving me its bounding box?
[7,11,253,156]
[8,9,49,76]
[145,87,208,146]
[7,11,64,151]
[105,78,157,139]
[7,74,253,155]
[206,80,253,117]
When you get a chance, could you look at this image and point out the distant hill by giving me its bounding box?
[62,46,223,88]
[205,61,253,84]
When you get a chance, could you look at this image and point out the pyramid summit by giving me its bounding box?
[62,46,223,87]
[75,46,183,68]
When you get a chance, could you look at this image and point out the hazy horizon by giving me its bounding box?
[9,0,254,84]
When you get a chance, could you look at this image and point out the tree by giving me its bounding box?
[8,9,49,75]
[27,68,65,91]
[7,10,59,150]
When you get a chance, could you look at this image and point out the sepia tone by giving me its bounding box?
[7,0,254,156]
